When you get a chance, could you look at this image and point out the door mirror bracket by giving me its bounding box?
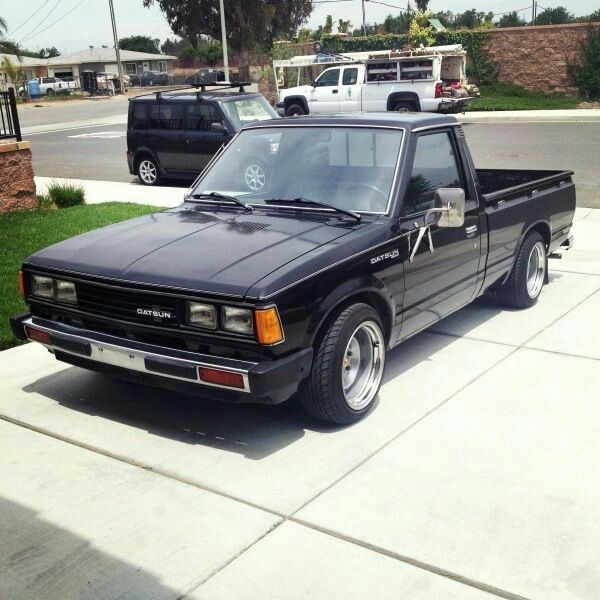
[408,188,466,262]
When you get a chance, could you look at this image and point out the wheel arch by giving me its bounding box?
[309,279,394,349]
[134,148,162,172]
[387,92,421,112]
[284,95,309,114]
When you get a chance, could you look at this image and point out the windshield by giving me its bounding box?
[189,126,403,214]
[221,96,278,129]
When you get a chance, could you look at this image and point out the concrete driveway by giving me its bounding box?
[1,209,599,600]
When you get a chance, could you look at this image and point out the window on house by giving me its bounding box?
[125,63,137,74]
[158,61,167,72]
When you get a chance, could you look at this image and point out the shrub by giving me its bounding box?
[568,28,600,101]
[46,181,85,208]
[37,193,55,209]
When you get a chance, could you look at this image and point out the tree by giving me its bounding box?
[589,10,600,22]
[498,12,526,28]
[39,47,61,58]
[196,41,223,66]
[143,0,313,71]
[384,12,412,34]
[568,28,600,100]
[415,0,429,11]
[119,35,161,54]
[454,9,494,29]
[409,10,434,46]
[535,6,574,25]
[0,16,7,37]
[337,18,352,34]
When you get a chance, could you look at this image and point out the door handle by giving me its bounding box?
[466,225,478,237]
[332,89,338,94]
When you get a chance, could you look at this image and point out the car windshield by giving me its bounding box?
[221,96,278,129]
[189,126,403,214]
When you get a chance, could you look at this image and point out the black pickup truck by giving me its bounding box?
[11,114,575,425]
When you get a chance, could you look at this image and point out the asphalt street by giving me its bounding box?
[22,100,600,207]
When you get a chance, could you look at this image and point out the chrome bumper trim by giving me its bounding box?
[23,317,255,393]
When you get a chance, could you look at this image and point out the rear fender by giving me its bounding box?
[387,92,421,112]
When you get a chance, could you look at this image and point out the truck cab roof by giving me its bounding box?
[243,112,460,131]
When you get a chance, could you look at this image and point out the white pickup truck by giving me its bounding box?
[275,45,478,116]
[32,76,80,95]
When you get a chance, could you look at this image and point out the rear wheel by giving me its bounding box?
[393,101,414,112]
[285,103,306,117]
[300,303,386,425]
[136,156,161,186]
[496,231,547,308]
[46,88,55,96]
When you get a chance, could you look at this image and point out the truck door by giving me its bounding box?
[147,102,185,172]
[309,68,341,114]
[339,67,361,112]
[184,103,230,175]
[397,129,482,341]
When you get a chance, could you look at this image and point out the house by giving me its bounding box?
[0,48,177,88]
[46,48,177,80]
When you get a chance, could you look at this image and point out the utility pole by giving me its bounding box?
[219,0,230,82]
[362,0,367,36]
[531,0,537,25]
[108,0,124,94]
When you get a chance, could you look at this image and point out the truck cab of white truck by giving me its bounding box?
[275,45,478,116]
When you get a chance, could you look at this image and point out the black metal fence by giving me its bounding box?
[0,88,22,142]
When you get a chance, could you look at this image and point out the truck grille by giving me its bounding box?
[76,281,179,327]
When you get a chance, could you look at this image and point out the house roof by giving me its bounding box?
[0,53,47,67]
[46,48,177,66]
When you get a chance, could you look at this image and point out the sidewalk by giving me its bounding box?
[35,176,186,208]
[461,108,600,123]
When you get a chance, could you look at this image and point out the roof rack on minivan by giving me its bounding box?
[192,81,251,93]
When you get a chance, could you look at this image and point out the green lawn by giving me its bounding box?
[0,203,163,351]
[468,83,580,111]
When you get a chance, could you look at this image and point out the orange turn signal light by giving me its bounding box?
[18,271,25,299]
[255,307,284,345]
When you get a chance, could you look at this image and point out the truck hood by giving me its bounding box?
[27,205,360,298]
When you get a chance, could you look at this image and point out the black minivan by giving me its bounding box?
[127,90,279,186]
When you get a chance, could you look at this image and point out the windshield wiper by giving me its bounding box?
[187,192,253,211]
[264,197,361,223]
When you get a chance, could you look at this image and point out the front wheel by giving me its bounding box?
[285,103,306,117]
[496,231,547,308]
[300,303,386,425]
[136,156,161,186]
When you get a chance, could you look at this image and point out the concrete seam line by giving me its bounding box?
[550,269,600,277]
[428,329,518,349]
[288,346,520,517]
[0,413,285,520]
[290,518,531,600]
[24,122,125,136]
[176,520,285,599]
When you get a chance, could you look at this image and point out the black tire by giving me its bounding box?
[299,303,386,425]
[136,155,161,186]
[392,101,414,112]
[285,103,306,117]
[496,231,547,309]
[46,88,55,96]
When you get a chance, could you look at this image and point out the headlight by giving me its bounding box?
[32,275,54,299]
[186,302,217,329]
[31,275,77,304]
[222,307,253,335]
[54,280,77,304]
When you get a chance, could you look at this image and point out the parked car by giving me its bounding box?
[185,68,225,87]
[126,89,279,186]
[129,71,169,87]
[276,45,478,116]
[11,113,575,425]
[23,76,79,96]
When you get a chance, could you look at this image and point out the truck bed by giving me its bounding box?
[477,168,573,201]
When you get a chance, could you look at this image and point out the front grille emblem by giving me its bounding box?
[136,306,173,322]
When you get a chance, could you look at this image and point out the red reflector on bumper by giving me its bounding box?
[198,367,245,389]
[25,326,52,345]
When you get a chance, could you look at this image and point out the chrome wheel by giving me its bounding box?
[244,164,266,191]
[139,159,157,185]
[526,241,546,299]
[341,321,385,411]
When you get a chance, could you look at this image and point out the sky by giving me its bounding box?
[1,0,598,55]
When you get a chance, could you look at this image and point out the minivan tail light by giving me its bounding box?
[435,82,443,98]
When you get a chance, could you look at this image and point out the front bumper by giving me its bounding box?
[11,314,312,404]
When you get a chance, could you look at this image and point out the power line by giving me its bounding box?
[6,0,53,37]
[18,0,62,44]
[20,0,87,44]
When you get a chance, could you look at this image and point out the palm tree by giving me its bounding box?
[416,0,429,11]
[0,16,7,37]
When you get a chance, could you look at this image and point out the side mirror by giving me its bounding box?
[311,80,317,88]
[210,121,227,133]
[434,188,465,228]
